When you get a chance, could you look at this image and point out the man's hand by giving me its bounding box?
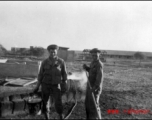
[33,81,41,94]
[91,86,96,92]
[33,86,39,94]
[60,81,67,94]
[91,86,100,93]
[83,64,88,70]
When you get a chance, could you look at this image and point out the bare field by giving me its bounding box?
[1,59,152,119]
[67,60,152,119]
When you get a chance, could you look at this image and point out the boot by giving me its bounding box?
[44,112,50,120]
[59,114,64,120]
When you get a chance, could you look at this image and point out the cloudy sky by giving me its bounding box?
[0,1,152,52]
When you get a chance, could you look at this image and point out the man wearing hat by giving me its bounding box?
[33,44,67,120]
[83,48,103,119]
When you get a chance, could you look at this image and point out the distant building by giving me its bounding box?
[102,50,134,59]
[58,47,69,61]
[11,47,29,53]
[68,49,152,61]
[101,50,152,60]
[11,47,20,53]
[30,46,34,50]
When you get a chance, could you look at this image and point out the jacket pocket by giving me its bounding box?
[52,76,61,84]
[42,76,52,84]
[55,65,61,76]
[44,65,52,75]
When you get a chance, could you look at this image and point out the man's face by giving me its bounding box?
[91,52,100,61]
[49,49,58,58]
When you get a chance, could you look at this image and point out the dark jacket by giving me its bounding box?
[86,59,103,89]
[38,57,67,85]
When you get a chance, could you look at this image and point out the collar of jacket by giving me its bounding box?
[92,59,100,64]
[46,56,59,66]
[90,59,100,67]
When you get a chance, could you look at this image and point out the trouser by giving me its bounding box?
[41,83,63,116]
[85,85,101,119]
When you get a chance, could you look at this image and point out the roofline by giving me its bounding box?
[59,47,69,49]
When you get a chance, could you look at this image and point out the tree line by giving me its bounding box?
[0,44,45,57]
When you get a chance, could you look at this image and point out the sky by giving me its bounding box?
[0,1,152,52]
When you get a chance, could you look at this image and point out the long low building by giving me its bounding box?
[66,49,152,61]
[102,50,152,59]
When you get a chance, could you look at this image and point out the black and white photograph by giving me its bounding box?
[0,1,152,119]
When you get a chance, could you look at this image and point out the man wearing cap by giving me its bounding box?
[83,48,103,119]
[33,44,67,120]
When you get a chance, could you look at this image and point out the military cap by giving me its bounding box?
[47,44,59,51]
[89,48,101,53]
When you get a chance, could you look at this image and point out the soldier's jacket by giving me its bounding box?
[86,59,103,90]
[38,56,67,85]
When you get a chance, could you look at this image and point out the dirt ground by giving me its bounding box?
[68,60,152,119]
[1,59,152,119]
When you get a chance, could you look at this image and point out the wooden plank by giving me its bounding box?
[23,79,37,86]
[0,86,34,98]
